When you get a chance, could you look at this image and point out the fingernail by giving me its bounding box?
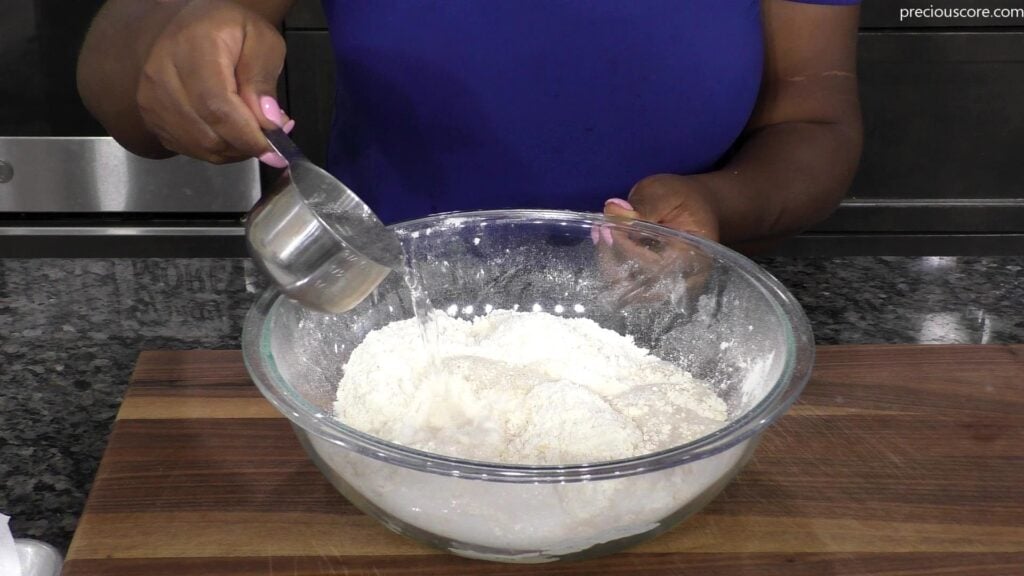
[260,96,285,127]
[259,151,288,168]
[605,198,634,211]
[601,225,614,246]
[590,225,600,245]
[283,119,295,134]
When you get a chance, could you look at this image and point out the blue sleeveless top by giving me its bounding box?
[320,0,857,223]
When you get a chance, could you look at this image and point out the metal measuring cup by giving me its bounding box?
[245,128,404,314]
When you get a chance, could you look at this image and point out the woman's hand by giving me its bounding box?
[78,0,296,164]
[138,0,291,164]
[595,174,720,309]
[603,174,721,243]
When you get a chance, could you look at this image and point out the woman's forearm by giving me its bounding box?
[696,0,864,247]
[694,115,863,246]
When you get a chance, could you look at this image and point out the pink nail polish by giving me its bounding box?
[605,198,635,211]
[283,119,296,134]
[260,96,285,127]
[259,151,288,168]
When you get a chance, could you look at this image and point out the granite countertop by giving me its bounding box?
[1,256,1022,552]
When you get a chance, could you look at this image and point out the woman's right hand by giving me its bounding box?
[136,0,292,165]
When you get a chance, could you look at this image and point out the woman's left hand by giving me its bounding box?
[594,173,720,308]
[603,174,720,243]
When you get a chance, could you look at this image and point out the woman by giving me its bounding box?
[78,0,862,251]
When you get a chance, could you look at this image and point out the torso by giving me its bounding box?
[322,0,764,223]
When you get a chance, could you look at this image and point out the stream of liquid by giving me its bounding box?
[394,256,441,353]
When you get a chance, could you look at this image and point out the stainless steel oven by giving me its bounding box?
[0,1,262,257]
[0,137,259,257]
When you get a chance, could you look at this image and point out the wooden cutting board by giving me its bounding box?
[63,346,1024,575]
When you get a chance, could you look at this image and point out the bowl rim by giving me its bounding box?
[242,209,815,483]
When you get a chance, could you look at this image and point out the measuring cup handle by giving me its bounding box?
[264,127,305,164]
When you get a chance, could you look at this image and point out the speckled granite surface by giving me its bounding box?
[1,256,1022,552]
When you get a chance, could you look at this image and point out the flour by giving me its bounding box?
[334,310,726,465]
[319,310,749,560]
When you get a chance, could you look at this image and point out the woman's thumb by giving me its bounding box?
[603,198,641,219]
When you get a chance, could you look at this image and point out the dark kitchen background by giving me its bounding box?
[2,0,1023,256]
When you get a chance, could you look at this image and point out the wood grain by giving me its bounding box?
[64,346,1024,575]
[59,552,1024,576]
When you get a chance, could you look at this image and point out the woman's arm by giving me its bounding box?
[607,0,863,250]
[77,0,296,162]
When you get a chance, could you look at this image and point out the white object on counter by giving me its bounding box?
[0,513,19,576]
[15,541,61,576]
[0,512,62,576]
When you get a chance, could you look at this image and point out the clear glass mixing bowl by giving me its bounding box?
[242,209,813,563]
